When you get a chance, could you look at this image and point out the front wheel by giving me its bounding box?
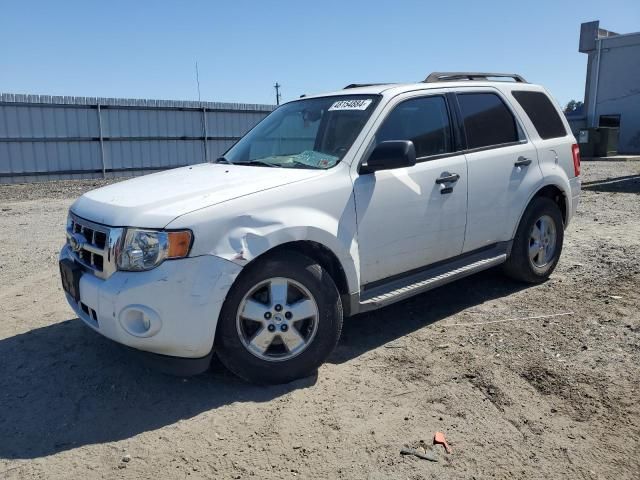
[503,197,564,284]
[215,251,343,384]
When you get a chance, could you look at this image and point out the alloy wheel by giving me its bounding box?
[236,277,319,362]
[528,214,557,269]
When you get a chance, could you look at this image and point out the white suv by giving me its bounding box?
[60,72,581,384]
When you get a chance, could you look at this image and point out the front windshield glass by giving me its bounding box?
[222,95,380,169]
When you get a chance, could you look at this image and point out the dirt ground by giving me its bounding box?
[1,161,639,480]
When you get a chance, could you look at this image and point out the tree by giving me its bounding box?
[564,100,584,114]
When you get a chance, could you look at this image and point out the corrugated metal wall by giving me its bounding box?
[0,93,274,183]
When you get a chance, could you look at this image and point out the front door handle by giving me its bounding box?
[514,156,532,167]
[435,173,460,184]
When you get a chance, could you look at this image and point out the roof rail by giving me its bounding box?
[424,72,528,83]
[343,83,391,89]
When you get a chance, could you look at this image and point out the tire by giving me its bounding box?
[215,250,343,384]
[503,197,564,284]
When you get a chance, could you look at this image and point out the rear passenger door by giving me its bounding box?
[455,90,543,252]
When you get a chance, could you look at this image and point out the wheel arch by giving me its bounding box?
[513,182,569,239]
[533,184,568,225]
[230,239,356,315]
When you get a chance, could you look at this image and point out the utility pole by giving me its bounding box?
[274,82,281,105]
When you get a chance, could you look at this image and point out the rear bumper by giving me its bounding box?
[61,245,242,359]
[567,176,581,226]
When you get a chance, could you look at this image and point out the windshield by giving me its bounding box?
[221,95,379,169]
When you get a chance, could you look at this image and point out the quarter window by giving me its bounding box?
[457,93,519,149]
[512,90,567,139]
[376,96,452,158]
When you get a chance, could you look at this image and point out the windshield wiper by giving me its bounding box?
[235,160,281,168]
[217,156,323,169]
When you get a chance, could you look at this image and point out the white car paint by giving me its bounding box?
[167,161,361,292]
[463,141,543,251]
[71,162,323,228]
[351,89,468,285]
[503,84,582,233]
[60,244,241,357]
[62,78,580,360]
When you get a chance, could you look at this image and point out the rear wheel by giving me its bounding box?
[504,197,564,284]
[215,251,343,384]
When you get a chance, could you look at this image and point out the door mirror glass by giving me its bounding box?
[361,140,416,173]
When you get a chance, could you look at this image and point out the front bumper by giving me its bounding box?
[60,245,242,359]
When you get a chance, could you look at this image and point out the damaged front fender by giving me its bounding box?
[165,167,361,294]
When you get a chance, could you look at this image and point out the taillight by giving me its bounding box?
[571,144,581,177]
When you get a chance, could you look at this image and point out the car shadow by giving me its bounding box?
[0,269,527,460]
[582,173,640,194]
[0,319,316,460]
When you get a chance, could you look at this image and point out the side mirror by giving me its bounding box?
[360,140,417,174]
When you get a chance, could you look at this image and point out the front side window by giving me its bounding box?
[223,95,379,169]
[376,96,452,158]
[457,93,519,149]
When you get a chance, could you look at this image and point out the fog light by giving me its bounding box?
[118,305,161,337]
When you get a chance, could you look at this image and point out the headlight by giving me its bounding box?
[117,229,192,271]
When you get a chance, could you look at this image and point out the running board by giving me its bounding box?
[357,248,508,313]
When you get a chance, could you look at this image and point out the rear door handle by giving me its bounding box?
[435,173,460,184]
[514,156,532,167]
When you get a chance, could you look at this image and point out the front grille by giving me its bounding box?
[66,213,123,279]
[72,221,107,249]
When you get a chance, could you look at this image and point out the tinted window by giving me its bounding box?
[512,91,567,139]
[457,93,519,149]
[376,96,452,158]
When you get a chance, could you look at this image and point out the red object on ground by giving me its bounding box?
[434,431,452,454]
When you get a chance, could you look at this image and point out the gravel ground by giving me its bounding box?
[0,161,639,479]
[0,178,123,203]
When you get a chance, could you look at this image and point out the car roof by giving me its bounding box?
[298,81,546,101]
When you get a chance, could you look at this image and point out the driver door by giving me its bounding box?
[354,93,468,286]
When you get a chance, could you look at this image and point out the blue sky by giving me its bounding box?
[1,1,638,107]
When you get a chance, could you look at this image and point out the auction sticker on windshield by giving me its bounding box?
[328,99,372,111]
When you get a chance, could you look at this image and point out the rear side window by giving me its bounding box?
[512,91,567,139]
[457,93,519,149]
[376,96,452,159]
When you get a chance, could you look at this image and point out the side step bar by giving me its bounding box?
[357,246,508,313]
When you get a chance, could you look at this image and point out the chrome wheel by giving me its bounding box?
[529,214,557,269]
[236,277,319,362]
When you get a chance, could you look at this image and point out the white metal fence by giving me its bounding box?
[0,93,274,183]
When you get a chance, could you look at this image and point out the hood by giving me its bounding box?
[71,163,323,228]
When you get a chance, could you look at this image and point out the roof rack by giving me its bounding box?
[343,83,391,89]
[424,72,528,83]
